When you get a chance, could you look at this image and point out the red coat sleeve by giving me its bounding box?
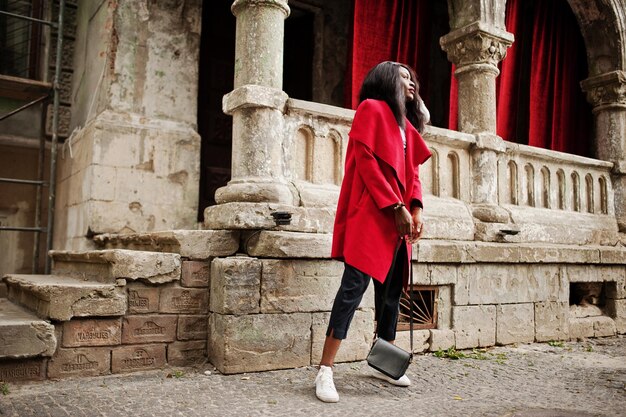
[354,142,400,210]
[411,166,424,209]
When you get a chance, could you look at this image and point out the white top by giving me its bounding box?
[399,126,406,151]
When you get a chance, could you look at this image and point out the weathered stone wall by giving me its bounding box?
[54,0,202,250]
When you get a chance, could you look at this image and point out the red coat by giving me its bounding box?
[331,99,432,284]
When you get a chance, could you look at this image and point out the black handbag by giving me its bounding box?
[366,239,414,380]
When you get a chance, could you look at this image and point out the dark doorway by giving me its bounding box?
[197,1,235,219]
[197,2,317,219]
[284,5,315,101]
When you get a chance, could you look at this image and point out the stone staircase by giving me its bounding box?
[0,230,240,382]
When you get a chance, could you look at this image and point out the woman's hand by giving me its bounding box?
[409,207,424,243]
[393,205,413,237]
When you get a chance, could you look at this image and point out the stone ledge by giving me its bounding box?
[0,299,56,359]
[204,202,335,233]
[4,274,127,321]
[93,230,240,260]
[414,240,625,265]
[50,249,181,284]
[246,231,332,258]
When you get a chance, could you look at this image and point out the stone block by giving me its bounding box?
[564,265,601,283]
[0,300,56,358]
[466,265,561,305]
[181,261,210,288]
[208,313,311,374]
[95,230,240,259]
[177,315,207,341]
[260,259,343,313]
[600,246,626,264]
[593,316,617,337]
[247,231,332,259]
[411,263,430,285]
[395,329,430,353]
[4,274,127,321]
[429,265,457,285]
[436,285,453,329]
[453,266,471,305]
[452,305,496,349]
[121,315,177,344]
[569,317,595,340]
[415,241,473,263]
[602,268,626,298]
[0,359,47,382]
[310,310,373,364]
[534,302,569,342]
[159,287,208,314]
[429,329,455,351]
[210,257,261,314]
[517,244,600,264]
[608,299,626,333]
[62,318,122,347]
[496,304,535,345]
[167,341,207,366]
[50,250,182,284]
[127,283,159,314]
[48,347,111,379]
[112,344,167,373]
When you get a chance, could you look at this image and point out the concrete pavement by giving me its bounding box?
[0,336,624,417]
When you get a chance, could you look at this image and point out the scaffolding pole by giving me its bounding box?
[45,0,65,274]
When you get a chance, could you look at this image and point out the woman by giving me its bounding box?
[315,61,432,403]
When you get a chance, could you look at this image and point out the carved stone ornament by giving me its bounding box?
[441,22,514,68]
[581,71,626,109]
[231,0,290,17]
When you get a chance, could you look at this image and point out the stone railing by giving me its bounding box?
[498,143,614,216]
[282,99,619,244]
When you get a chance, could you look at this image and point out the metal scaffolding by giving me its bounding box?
[0,0,66,274]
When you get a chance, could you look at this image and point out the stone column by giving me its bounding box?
[211,0,294,206]
[440,23,513,229]
[581,71,626,231]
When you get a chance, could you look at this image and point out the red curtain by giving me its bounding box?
[448,64,458,131]
[346,0,431,109]
[496,0,592,156]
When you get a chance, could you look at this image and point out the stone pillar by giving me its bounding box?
[54,0,202,250]
[581,71,626,231]
[440,23,513,229]
[211,0,294,207]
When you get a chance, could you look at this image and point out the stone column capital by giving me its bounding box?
[223,85,289,115]
[440,22,514,70]
[231,0,290,18]
[581,70,626,111]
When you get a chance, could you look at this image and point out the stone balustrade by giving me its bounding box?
[282,98,619,245]
[498,143,614,215]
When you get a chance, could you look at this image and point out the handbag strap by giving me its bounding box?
[374,238,414,359]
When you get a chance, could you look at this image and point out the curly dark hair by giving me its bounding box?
[358,61,427,133]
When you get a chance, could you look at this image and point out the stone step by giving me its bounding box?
[49,249,182,284]
[0,299,56,359]
[92,230,240,260]
[4,274,127,321]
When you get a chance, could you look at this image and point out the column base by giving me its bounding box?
[214,179,296,205]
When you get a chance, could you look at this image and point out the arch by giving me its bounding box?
[565,0,626,75]
[429,148,440,197]
[326,129,343,186]
[585,174,594,213]
[446,151,461,199]
[571,171,581,212]
[294,126,314,182]
[556,169,566,210]
[508,160,518,205]
[599,176,609,214]
[540,166,551,209]
[524,164,535,207]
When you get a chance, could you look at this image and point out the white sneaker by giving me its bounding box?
[371,369,411,387]
[315,365,339,403]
